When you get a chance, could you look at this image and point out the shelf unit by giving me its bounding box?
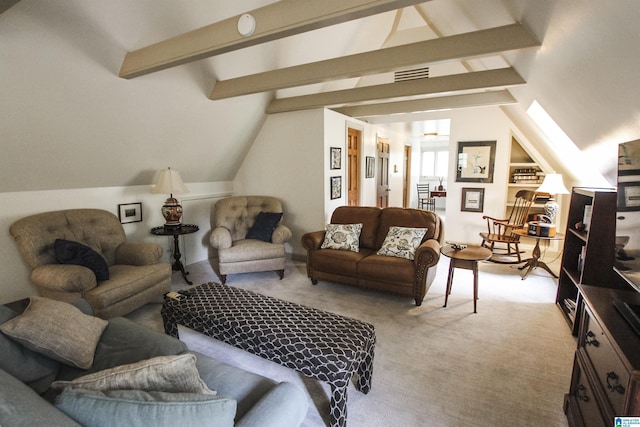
[507,139,547,216]
[555,187,619,335]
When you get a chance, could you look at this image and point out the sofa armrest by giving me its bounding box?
[414,238,441,269]
[272,224,292,244]
[300,230,326,252]
[115,242,162,266]
[31,264,97,294]
[235,382,308,427]
[209,227,232,249]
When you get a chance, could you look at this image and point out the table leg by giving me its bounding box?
[443,260,455,308]
[472,261,479,314]
[171,234,193,285]
[517,240,557,280]
[329,383,348,427]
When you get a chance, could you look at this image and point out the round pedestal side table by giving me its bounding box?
[151,224,199,285]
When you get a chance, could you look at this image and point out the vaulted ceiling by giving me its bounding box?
[1,0,639,192]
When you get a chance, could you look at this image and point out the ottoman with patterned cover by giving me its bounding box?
[161,282,376,427]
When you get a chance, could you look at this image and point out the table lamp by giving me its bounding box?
[152,167,189,227]
[536,173,569,221]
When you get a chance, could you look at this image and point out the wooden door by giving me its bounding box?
[347,128,360,206]
[377,137,390,208]
[403,145,411,208]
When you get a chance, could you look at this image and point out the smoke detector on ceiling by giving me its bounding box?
[237,13,256,37]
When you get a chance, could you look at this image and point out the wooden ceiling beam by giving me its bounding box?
[210,23,539,100]
[266,67,525,114]
[333,90,517,118]
[119,0,428,79]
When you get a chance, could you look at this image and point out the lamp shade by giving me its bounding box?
[152,168,188,196]
[536,173,569,195]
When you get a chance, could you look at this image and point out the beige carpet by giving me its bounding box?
[126,253,575,427]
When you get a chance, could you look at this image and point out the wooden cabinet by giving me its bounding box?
[564,285,640,426]
[556,187,618,334]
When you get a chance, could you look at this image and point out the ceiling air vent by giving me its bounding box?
[394,67,429,82]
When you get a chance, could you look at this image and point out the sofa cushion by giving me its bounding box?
[55,239,110,281]
[0,304,60,394]
[376,207,438,248]
[0,368,81,427]
[313,247,373,277]
[330,206,381,250]
[0,297,107,370]
[246,212,283,242]
[321,223,362,252]
[55,389,235,427]
[358,254,417,284]
[377,226,428,260]
[52,354,216,395]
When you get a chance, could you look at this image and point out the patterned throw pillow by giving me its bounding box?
[376,226,428,260]
[320,223,363,252]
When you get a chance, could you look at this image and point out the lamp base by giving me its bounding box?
[544,199,559,222]
[161,197,183,227]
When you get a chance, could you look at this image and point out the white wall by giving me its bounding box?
[234,109,326,258]
[442,107,516,244]
[0,181,231,304]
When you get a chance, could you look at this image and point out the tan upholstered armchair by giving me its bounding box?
[209,196,292,284]
[10,209,171,319]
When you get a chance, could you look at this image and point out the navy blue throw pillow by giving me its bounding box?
[246,212,283,242]
[54,239,110,281]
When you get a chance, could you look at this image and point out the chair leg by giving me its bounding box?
[219,274,227,284]
[277,270,284,280]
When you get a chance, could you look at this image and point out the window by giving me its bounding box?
[421,149,449,178]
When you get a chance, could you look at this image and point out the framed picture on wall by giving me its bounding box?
[456,141,496,183]
[330,147,341,170]
[618,181,640,211]
[365,156,375,178]
[330,176,342,199]
[118,202,142,224]
[461,188,484,212]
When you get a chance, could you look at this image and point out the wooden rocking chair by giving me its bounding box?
[479,189,536,263]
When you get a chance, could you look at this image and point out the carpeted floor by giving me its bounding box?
[126,251,575,427]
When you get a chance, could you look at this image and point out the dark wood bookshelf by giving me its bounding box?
[555,187,623,335]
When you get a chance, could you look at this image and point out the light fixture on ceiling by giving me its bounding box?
[536,173,569,222]
[152,167,189,228]
[237,13,256,37]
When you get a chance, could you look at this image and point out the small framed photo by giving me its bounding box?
[330,176,342,200]
[618,181,640,211]
[365,156,375,178]
[118,202,143,224]
[461,188,484,212]
[330,147,342,170]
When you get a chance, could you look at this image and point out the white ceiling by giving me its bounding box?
[1,0,639,191]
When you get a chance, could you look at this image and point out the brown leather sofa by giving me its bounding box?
[301,206,443,306]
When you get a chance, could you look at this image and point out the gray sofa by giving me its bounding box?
[0,299,308,427]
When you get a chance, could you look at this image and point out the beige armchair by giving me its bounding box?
[10,209,171,319]
[209,196,292,284]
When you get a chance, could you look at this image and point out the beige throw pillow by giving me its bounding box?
[377,226,428,260]
[320,223,363,252]
[51,354,216,395]
[0,297,107,369]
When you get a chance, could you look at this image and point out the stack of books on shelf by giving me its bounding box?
[511,168,544,184]
[563,298,577,322]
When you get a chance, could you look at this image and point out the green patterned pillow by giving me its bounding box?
[321,223,363,252]
[377,226,428,260]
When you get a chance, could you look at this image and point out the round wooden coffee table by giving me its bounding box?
[441,244,492,313]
